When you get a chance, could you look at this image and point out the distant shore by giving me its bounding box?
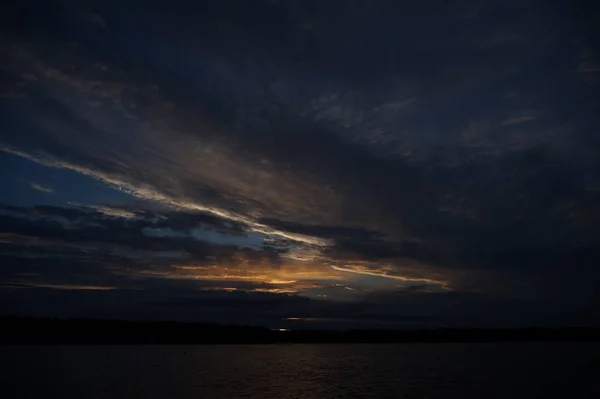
[2,316,599,344]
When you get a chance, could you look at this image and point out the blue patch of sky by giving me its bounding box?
[142,225,266,249]
[193,229,266,249]
[0,151,134,208]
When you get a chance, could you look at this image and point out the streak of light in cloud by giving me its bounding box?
[4,283,117,291]
[29,182,54,194]
[330,265,448,287]
[74,204,137,219]
[1,146,329,247]
[134,262,343,294]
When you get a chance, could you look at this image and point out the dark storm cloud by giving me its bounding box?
[1,0,600,325]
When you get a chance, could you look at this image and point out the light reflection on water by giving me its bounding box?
[1,343,599,398]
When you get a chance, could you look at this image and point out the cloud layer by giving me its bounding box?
[1,0,600,327]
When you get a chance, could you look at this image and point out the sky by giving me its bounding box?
[1,0,599,329]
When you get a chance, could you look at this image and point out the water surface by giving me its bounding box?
[2,343,599,398]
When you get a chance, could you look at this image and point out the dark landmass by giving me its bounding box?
[2,316,599,345]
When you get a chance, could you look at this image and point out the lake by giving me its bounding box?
[2,343,599,398]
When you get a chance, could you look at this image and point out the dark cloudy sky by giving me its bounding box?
[1,0,599,329]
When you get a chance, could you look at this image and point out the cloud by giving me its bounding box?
[578,62,600,74]
[330,265,447,288]
[501,115,536,126]
[29,182,53,194]
[74,204,137,219]
[1,0,600,326]
[4,283,117,291]
[0,204,348,301]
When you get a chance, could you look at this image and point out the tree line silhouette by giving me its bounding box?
[2,316,599,344]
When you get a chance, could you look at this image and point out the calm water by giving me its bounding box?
[2,343,599,398]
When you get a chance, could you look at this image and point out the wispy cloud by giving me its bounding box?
[6,282,117,291]
[578,62,600,74]
[1,0,599,327]
[501,116,536,126]
[137,263,344,294]
[330,265,448,288]
[76,204,137,219]
[2,146,330,247]
[29,182,53,194]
